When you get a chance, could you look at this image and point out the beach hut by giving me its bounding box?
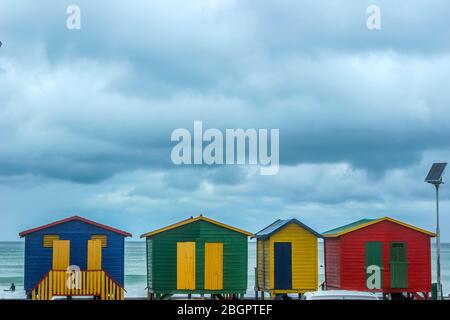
[19,216,132,300]
[140,215,253,299]
[253,219,322,298]
[323,217,435,299]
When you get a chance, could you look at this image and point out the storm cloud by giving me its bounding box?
[0,0,449,239]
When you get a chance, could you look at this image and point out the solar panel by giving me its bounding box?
[425,163,447,183]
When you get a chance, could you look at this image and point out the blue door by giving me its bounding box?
[274,242,292,289]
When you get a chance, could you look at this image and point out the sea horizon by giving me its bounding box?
[1,241,449,299]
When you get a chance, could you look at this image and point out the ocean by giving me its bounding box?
[1,241,449,299]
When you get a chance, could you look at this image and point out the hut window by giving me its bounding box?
[91,235,107,247]
[43,235,60,248]
[392,242,405,248]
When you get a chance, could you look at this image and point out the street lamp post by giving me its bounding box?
[435,182,442,300]
[425,163,447,300]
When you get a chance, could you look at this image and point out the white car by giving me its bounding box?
[302,290,379,300]
[50,295,96,300]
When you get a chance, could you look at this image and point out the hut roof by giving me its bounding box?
[140,215,254,238]
[322,216,435,238]
[19,215,132,238]
[253,219,322,239]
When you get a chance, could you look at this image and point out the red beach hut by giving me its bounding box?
[323,217,435,299]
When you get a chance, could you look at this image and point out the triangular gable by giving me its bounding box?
[254,218,322,239]
[322,217,435,238]
[140,215,254,238]
[19,216,132,238]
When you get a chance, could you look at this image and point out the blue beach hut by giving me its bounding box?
[19,216,132,300]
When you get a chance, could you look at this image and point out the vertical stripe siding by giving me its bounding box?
[176,242,196,289]
[324,239,340,289]
[204,243,223,290]
[87,240,102,270]
[52,240,70,270]
[263,240,270,289]
[256,240,264,289]
[30,271,124,300]
[256,239,271,290]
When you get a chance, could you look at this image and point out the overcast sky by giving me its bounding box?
[1,0,449,240]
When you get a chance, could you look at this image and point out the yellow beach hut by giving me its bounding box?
[254,219,322,298]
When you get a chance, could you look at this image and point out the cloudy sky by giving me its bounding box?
[1,0,449,240]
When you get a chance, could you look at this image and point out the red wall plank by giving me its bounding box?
[325,220,432,293]
[324,239,340,289]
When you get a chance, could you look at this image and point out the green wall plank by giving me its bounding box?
[146,220,248,294]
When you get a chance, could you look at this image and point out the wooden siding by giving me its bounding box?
[204,243,223,290]
[176,242,196,289]
[147,220,248,294]
[52,240,70,270]
[324,238,340,289]
[24,220,126,293]
[30,270,124,300]
[91,235,107,247]
[87,240,102,271]
[338,220,432,293]
[256,239,264,289]
[43,235,60,248]
[256,239,271,290]
[268,223,318,292]
[147,238,153,289]
[263,239,270,289]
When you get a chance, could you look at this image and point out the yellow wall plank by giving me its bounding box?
[101,272,105,300]
[268,224,318,292]
[88,240,102,270]
[177,242,196,290]
[43,235,60,248]
[48,271,53,299]
[91,235,107,247]
[52,240,70,271]
[204,243,223,290]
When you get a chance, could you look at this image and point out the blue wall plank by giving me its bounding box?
[24,220,125,293]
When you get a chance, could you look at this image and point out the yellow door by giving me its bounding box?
[52,240,70,270]
[87,239,102,270]
[204,243,223,290]
[177,242,196,290]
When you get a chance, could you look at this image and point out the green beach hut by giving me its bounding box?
[140,215,253,299]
